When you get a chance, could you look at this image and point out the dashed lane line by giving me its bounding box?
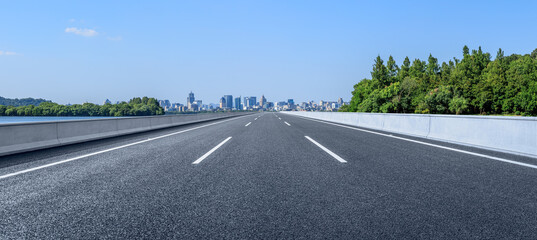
[305,136,347,163]
[192,137,232,165]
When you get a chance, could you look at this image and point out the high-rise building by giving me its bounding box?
[244,97,249,108]
[249,97,256,108]
[243,96,256,109]
[244,97,256,109]
[224,95,233,109]
[260,95,266,108]
[104,99,112,105]
[158,100,171,108]
[234,97,242,110]
[337,98,343,106]
[288,99,294,106]
[219,97,226,109]
[187,91,195,110]
[193,100,202,111]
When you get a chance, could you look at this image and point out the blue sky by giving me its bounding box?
[1,0,536,105]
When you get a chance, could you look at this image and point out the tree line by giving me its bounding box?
[0,96,50,107]
[0,97,164,117]
[341,46,537,116]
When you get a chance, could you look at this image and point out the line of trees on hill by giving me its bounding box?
[0,97,164,116]
[0,96,50,107]
[341,46,537,116]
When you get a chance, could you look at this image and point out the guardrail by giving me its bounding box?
[0,112,253,157]
[280,111,537,158]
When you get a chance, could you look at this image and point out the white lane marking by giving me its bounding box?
[293,115,537,169]
[245,122,251,127]
[0,115,251,180]
[284,121,291,126]
[278,118,281,120]
[305,136,347,163]
[254,118,258,120]
[192,137,232,165]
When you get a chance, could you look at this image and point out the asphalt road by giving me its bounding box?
[1,112,537,239]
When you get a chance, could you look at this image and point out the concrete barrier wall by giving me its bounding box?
[0,112,252,157]
[281,111,537,158]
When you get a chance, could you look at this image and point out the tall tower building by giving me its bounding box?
[249,97,256,108]
[260,95,266,108]
[224,95,233,109]
[244,97,250,108]
[219,97,226,109]
[234,96,242,110]
[187,91,195,110]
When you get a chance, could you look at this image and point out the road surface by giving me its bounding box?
[1,112,537,239]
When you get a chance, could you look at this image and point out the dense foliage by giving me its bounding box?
[0,97,164,116]
[0,96,50,107]
[345,46,537,116]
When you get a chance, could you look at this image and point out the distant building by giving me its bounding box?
[244,96,257,109]
[287,99,294,106]
[187,91,195,110]
[219,97,226,109]
[249,97,256,108]
[234,97,242,110]
[224,95,233,109]
[244,97,249,109]
[209,103,219,109]
[187,99,201,111]
[337,98,343,106]
[190,103,198,111]
[260,95,266,109]
[158,99,171,109]
[104,99,112,105]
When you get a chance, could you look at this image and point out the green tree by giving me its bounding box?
[449,97,469,115]
[371,56,389,87]
[387,55,399,84]
[345,46,537,116]
[463,45,469,56]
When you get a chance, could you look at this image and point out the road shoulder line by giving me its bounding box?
[291,115,537,169]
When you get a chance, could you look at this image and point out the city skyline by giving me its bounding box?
[157,91,346,112]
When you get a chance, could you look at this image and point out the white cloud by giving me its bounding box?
[65,27,98,37]
[0,51,18,56]
[107,36,122,41]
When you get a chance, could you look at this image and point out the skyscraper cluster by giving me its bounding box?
[157,91,346,112]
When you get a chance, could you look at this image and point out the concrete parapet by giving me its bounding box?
[0,112,251,157]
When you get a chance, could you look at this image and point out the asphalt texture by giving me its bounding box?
[1,112,537,239]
